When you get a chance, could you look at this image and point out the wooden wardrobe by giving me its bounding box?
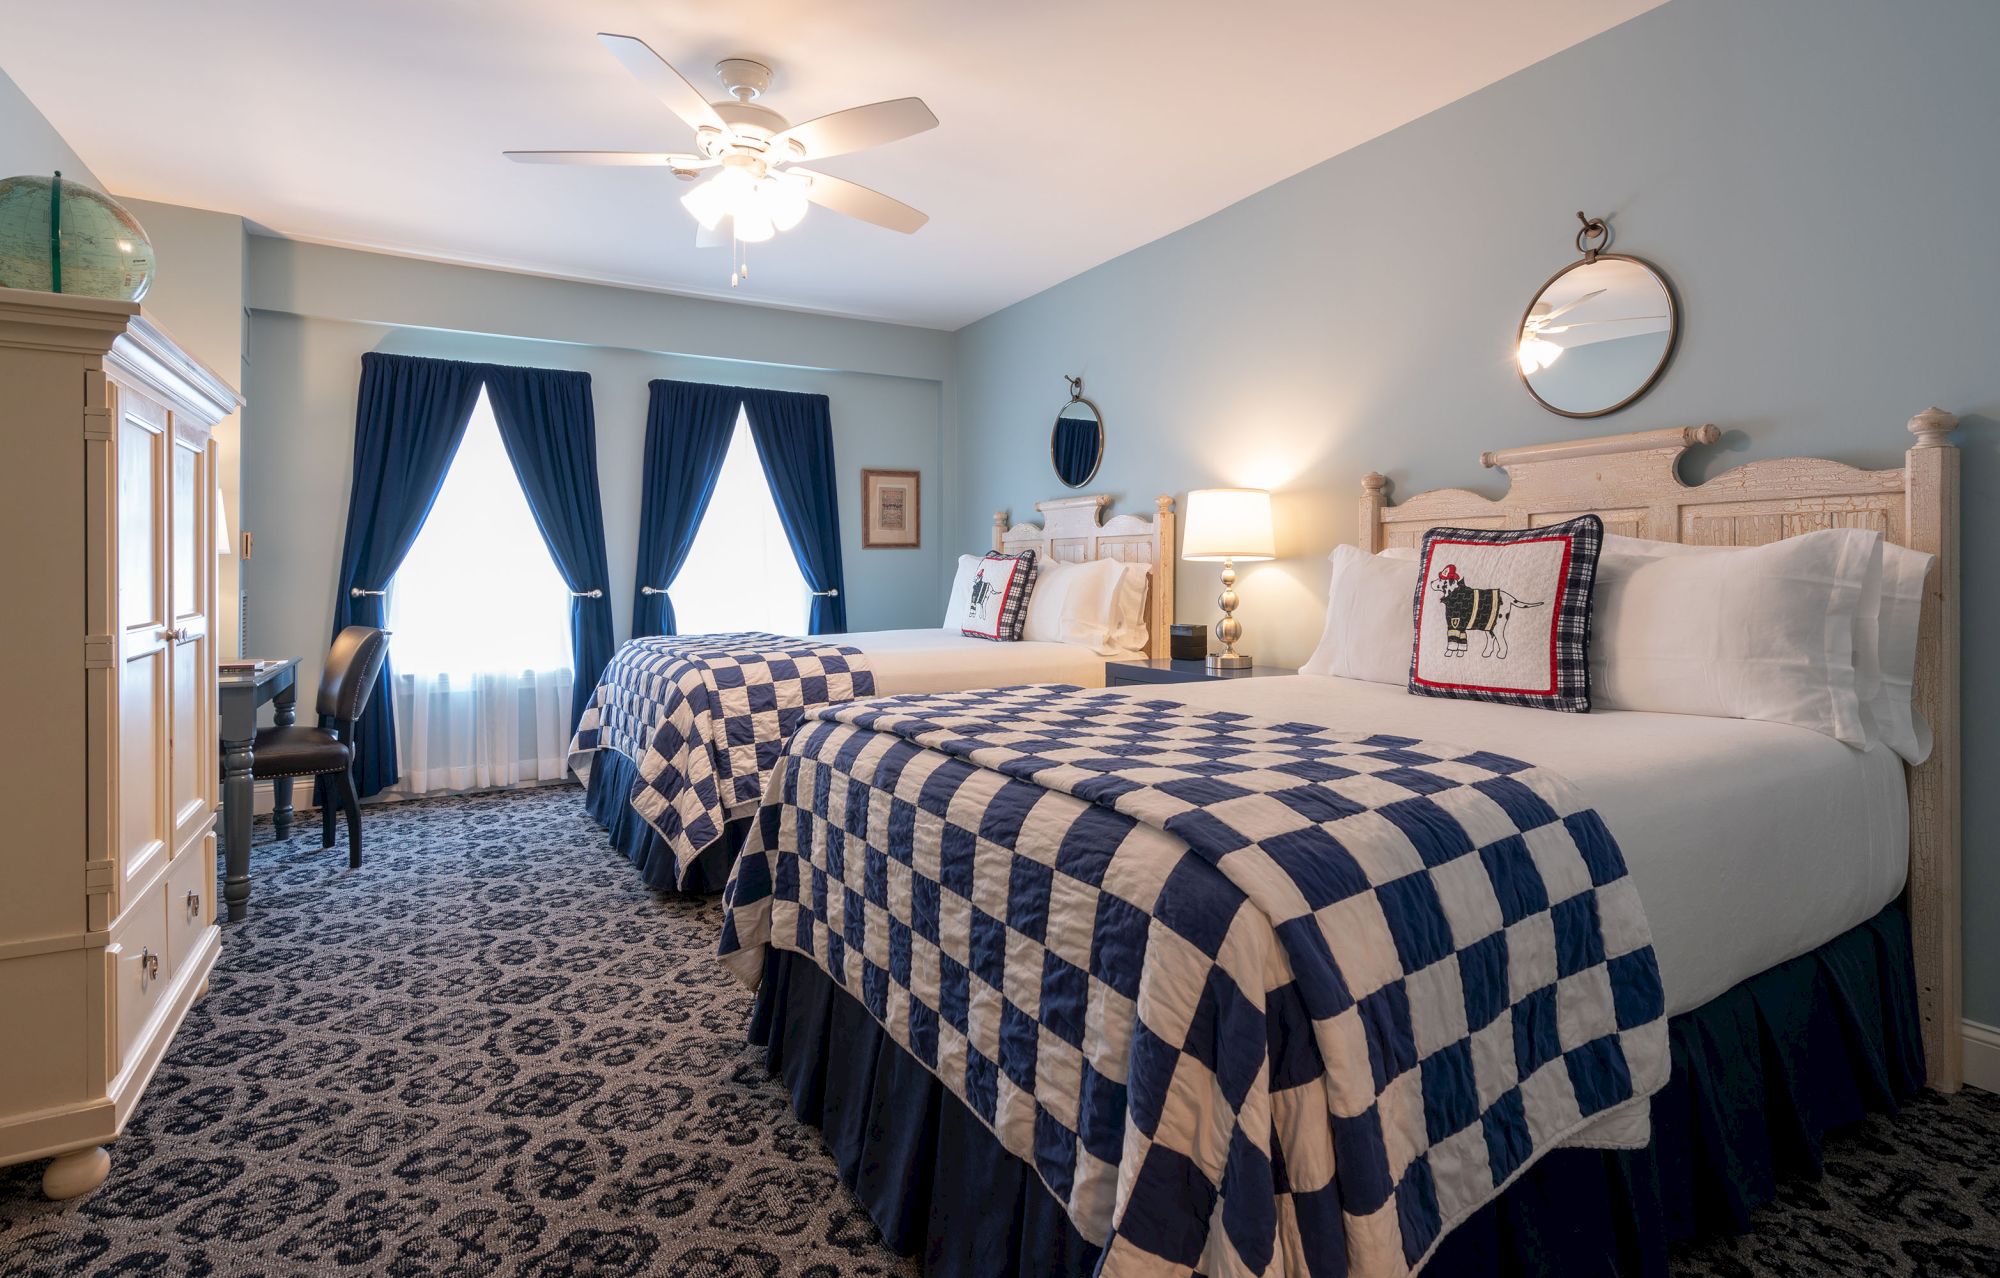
[0,287,241,1197]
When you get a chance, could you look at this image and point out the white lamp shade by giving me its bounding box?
[215,492,232,557]
[1182,487,1275,561]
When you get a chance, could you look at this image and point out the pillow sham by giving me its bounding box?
[1106,561,1152,652]
[941,554,982,629]
[1022,557,1128,652]
[957,550,1039,641]
[1300,545,1419,684]
[1600,530,1929,759]
[1408,515,1603,712]
[1590,528,1875,744]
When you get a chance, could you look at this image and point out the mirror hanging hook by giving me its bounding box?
[1575,211,1611,260]
[1064,373,1084,403]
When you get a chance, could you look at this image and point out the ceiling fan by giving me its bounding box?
[1516,289,1667,373]
[507,33,937,281]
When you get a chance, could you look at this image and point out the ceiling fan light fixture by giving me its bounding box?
[731,205,777,243]
[1517,335,1564,374]
[680,177,732,229]
[761,178,809,232]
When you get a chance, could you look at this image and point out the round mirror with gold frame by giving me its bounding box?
[1052,375,1104,488]
[1517,215,1679,419]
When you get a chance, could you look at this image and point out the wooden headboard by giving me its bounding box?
[1360,410,1962,1091]
[995,494,1177,661]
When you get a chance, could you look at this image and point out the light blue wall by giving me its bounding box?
[950,0,2000,1022]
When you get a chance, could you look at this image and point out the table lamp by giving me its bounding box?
[1181,487,1275,670]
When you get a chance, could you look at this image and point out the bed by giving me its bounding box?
[569,493,1178,891]
[719,412,1962,1276]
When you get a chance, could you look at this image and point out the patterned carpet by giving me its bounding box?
[0,786,1993,1278]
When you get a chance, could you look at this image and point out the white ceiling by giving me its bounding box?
[2,0,1663,330]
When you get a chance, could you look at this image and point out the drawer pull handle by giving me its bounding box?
[186,889,201,916]
[140,947,159,979]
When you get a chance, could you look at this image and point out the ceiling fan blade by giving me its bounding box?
[597,32,727,135]
[770,98,937,161]
[505,150,715,168]
[790,168,928,233]
[1536,288,1607,323]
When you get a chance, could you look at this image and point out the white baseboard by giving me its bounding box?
[1965,1020,2000,1094]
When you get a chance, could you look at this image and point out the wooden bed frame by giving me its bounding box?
[1358,410,1962,1090]
[994,494,1177,662]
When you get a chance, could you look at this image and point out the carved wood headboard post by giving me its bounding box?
[1905,406,1961,1090]
[1361,411,1962,1091]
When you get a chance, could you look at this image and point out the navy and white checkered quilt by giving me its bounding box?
[567,633,875,889]
[719,686,1668,1277]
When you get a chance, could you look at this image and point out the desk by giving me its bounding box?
[219,658,302,922]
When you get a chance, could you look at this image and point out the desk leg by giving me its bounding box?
[271,684,297,839]
[222,735,254,922]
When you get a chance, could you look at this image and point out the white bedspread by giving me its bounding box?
[1105,674,1908,1014]
[825,628,1134,695]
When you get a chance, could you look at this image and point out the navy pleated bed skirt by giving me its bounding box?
[581,748,743,894]
[748,903,1925,1278]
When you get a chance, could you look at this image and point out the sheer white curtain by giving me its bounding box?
[673,410,810,635]
[385,389,576,797]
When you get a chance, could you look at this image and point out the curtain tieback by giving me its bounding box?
[570,588,604,599]
[640,586,668,596]
[810,588,840,598]
[349,587,387,598]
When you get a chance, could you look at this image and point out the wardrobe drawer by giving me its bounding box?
[164,836,213,974]
[110,894,175,1075]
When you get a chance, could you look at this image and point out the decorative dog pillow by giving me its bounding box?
[959,549,1039,641]
[1408,515,1603,711]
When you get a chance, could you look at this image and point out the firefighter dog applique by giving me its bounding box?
[1408,514,1603,712]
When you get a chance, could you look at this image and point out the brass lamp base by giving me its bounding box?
[1206,652,1252,670]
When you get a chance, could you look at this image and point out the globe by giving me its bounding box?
[0,173,154,301]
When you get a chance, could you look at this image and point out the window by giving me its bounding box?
[388,390,573,675]
[672,410,810,635]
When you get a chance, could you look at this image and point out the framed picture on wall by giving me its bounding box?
[861,469,921,549]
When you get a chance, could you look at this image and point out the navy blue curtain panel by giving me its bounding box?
[632,380,743,637]
[327,352,486,799]
[742,387,849,633]
[483,363,617,733]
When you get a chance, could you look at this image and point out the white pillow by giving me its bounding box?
[1603,531,1931,762]
[1106,562,1151,653]
[1300,545,1419,684]
[1873,542,1935,763]
[1020,557,1131,654]
[1591,529,1876,744]
[942,554,982,629]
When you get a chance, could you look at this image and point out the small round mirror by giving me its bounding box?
[1518,218,1677,418]
[1052,376,1103,488]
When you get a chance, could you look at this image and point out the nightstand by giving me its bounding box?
[1104,658,1297,687]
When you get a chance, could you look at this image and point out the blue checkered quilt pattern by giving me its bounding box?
[566,633,875,889]
[719,686,1668,1278]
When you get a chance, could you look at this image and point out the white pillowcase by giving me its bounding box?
[1106,562,1151,653]
[1872,542,1935,762]
[941,554,982,629]
[1300,545,1419,684]
[1020,558,1120,652]
[1602,531,1931,761]
[1591,529,1877,745]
